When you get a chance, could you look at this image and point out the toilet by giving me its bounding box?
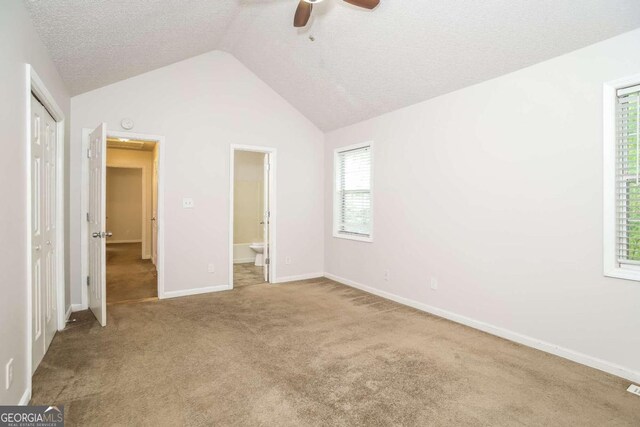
[249,242,264,266]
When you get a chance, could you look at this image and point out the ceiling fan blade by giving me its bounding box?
[343,0,380,9]
[294,1,313,27]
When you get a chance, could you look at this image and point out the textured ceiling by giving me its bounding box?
[24,0,640,130]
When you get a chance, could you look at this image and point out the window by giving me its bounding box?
[604,77,640,281]
[333,142,373,242]
[616,86,640,266]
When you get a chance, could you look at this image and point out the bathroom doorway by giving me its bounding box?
[229,145,276,288]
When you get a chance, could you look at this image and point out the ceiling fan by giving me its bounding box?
[294,0,380,28]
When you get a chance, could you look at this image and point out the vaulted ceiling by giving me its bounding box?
[24,0,640,130]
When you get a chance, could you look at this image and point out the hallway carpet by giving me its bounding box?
[32,278,639,425]
[106,242,157,303]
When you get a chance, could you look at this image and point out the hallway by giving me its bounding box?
[107,243,157,304]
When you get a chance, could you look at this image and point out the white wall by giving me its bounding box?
[0,0,70,405]
[325,29,640,381]
[70,50,324,302]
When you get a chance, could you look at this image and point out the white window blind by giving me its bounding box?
[335,144,372,240]
[616,87,640,265]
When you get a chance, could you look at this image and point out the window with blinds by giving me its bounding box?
[334,143,373,241]
[616,85,640,266]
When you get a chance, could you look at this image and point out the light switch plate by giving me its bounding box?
[182,198,194,209]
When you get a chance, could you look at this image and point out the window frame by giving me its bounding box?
[333,141,374,243]
[603,74,640,281]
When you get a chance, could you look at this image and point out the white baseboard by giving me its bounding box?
[275,272,324,283]
[65,305,72,321]
[161,284,231,299]
[71,303,87,312]
[106,239,142,244]
[234,257,255,264]
[19,386,31,405]
[324,272,640,384]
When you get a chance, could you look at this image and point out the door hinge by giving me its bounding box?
[86,148,91,159]
[86,276,90,286]
[265,258,270,265]
[86,212,90,222]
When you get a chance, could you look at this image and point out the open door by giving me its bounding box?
[263,154,270,282]
[152,158,158,265]
[88,123,107,326]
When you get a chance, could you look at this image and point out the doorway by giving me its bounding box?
[229,145,276,288]
[82,127,164,325]
[106,140,158,304]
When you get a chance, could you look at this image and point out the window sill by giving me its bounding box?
[605,267,640,282]
[333,232,373,243]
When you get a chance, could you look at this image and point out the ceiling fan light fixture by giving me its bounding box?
[295,0,378,28]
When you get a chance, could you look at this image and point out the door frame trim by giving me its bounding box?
[81,130,165,305]
[26,65,67,383]
[229,144,277,287]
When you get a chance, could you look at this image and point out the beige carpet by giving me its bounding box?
[32,278,639,425]
[233,262,266,288]
[106,243,157,303]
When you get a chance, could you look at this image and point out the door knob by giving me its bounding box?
[105,231,113,237]
[92,232,101,238]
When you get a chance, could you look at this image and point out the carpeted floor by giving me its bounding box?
[234,262,266,288]
[107,243,157,303]
[32,278,639,425]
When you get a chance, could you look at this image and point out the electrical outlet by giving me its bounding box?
[430,277,438,290]
[384,269,390,281]
[207,264,215,273]
[628,384,640,396]
[182,198,194,209]
[5,359,13,390]
[285,256,292,265]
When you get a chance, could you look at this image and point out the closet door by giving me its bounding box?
[31,95,45,373]
[31,94,58,374]
[43,106,58,352]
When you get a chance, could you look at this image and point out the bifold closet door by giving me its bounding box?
[42,102,58,352]
[31,94,58,374]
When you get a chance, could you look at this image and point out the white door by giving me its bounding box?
[263,154,270,282]
[31,95,45,372]
[152,159,158,265]
[88,123,107,326]
[43,105,58,350]
[31,95,59,373]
